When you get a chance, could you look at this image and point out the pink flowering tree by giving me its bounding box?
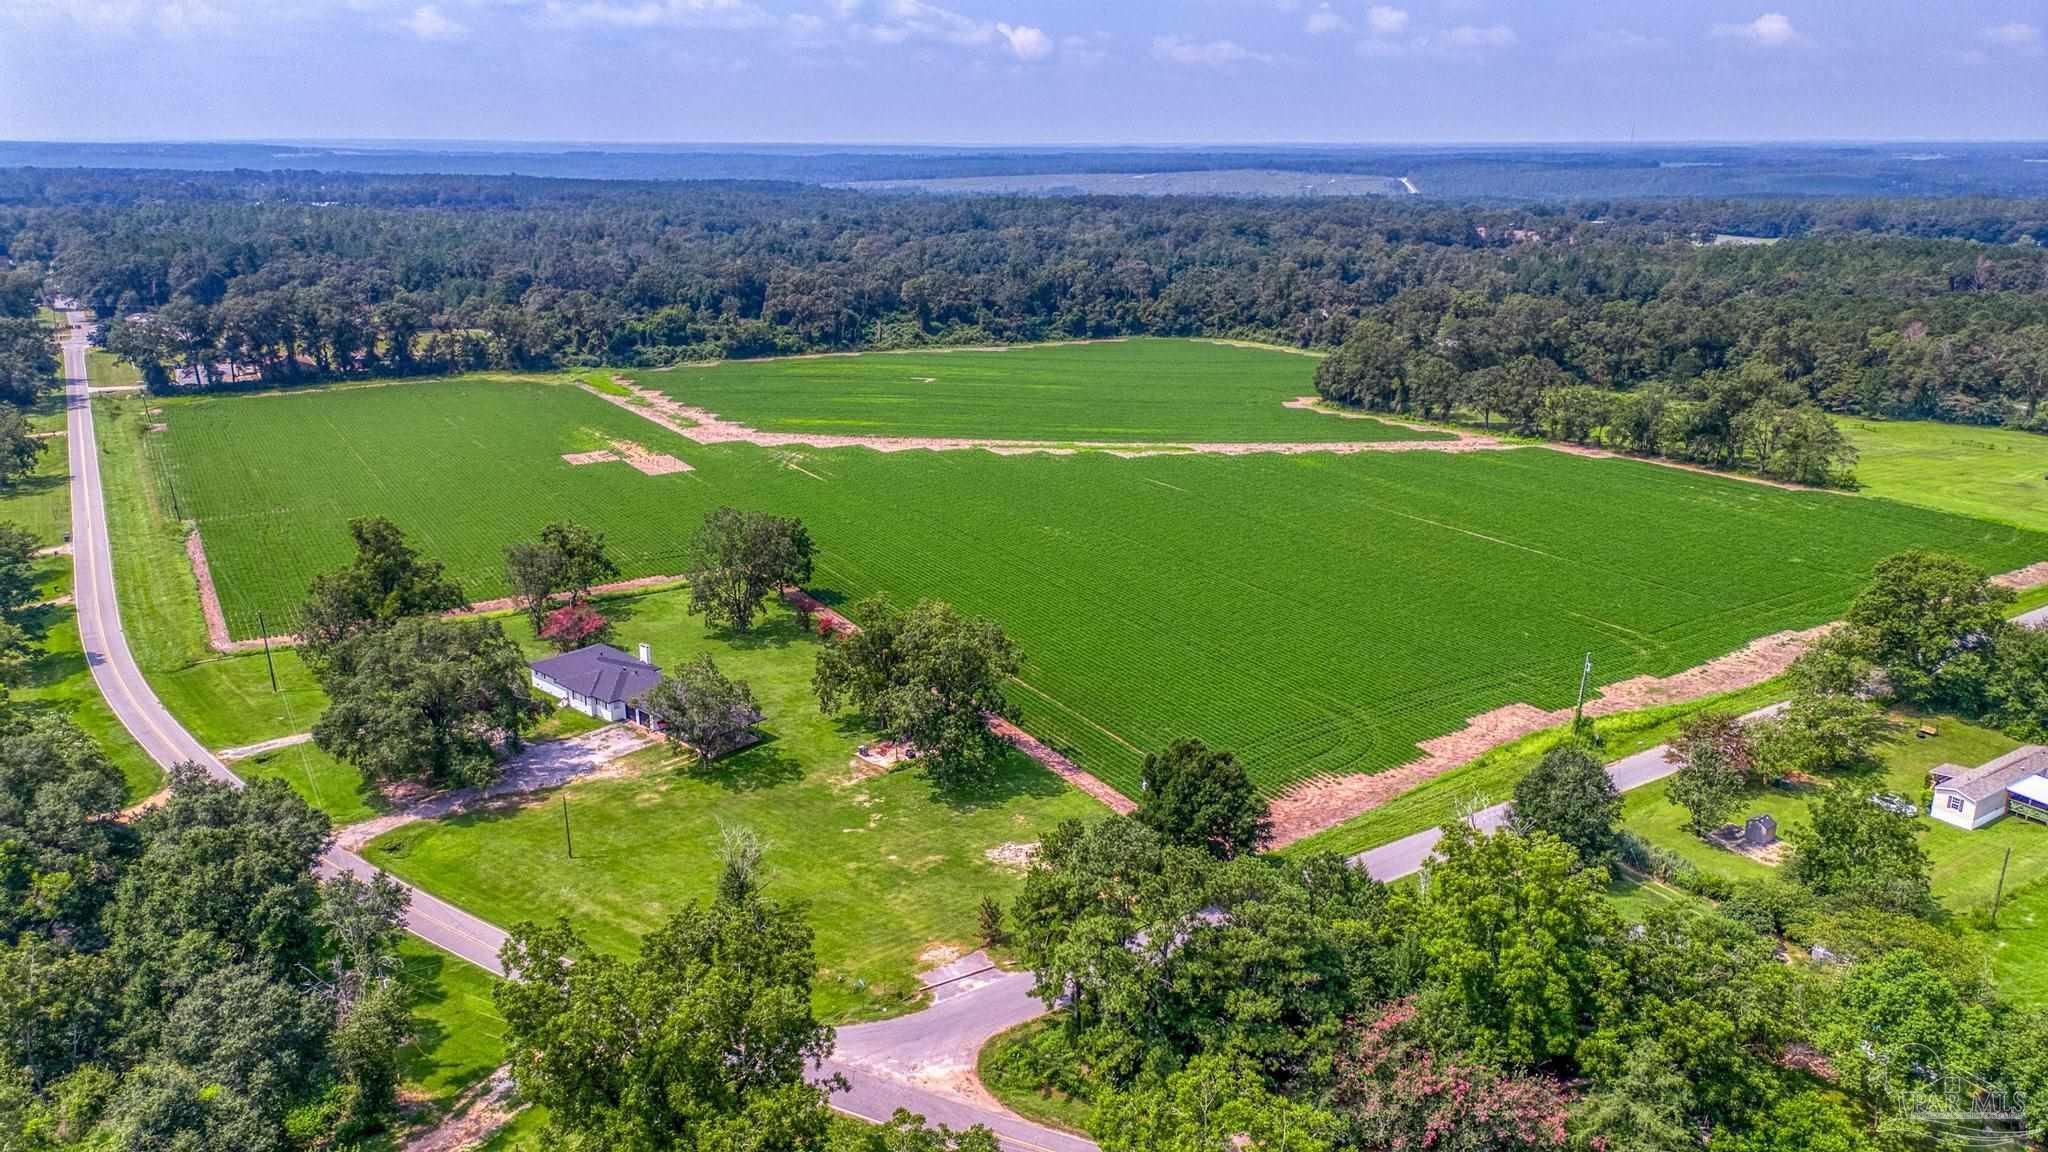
[1331,1000,1573,1152]
[539,602,611,652]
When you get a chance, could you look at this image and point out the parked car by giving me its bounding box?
[1871,792,1919,818]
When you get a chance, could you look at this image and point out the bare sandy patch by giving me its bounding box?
[984,841,1038,872]
[401,1067,519,1152]
[561,449,617,465]
[1994,560,2048,591]
[611,439,693,475]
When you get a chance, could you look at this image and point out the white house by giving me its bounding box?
[529,642,664,726]
[1929,745,2048,830]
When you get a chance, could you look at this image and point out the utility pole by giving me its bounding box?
[1992,846,2013,927]
[561,795,574,859]
[256,610,278,693]
[1571,651,1594,730]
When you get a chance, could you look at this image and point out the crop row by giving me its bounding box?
[162,376,2048,797]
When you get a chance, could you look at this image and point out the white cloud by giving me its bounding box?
[540,0,772,30]
[1304,4,1348,35]
[1981,21,2041,51]
[1712,12,1799,47]
[1357,18,1513,58]
[1152,33,1271,66]
[1365,5,1408,35]
[996,20,1051,60]
[399,3,464,39]
[1439,22,1513,49]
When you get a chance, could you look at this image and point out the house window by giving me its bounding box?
[1946,795,1964,812]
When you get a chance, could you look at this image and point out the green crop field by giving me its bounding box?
[634,339,1436,444]
[1844,418,2048,533]
[157,374,2048,799]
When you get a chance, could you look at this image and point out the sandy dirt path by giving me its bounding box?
[587,380,1506,458]
[779,587,1135,815]
[1265,625,1829,845]
[333,723,658,852]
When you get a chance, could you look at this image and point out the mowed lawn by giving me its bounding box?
[366,594,1103,1023]
[1844,418,2048,533]
[633,338,1433,444]
[1620,715,2048,913]
[158,374,2048,799]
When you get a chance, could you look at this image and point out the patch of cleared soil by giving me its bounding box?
[561,449,617,465]
[611,439,693,475]
[1994,560,2048,590]
[984,841,1038,871]
[401,1067,519,1152]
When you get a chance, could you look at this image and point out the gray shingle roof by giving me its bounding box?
[1932,745,2048,803]
[529,643,662,705]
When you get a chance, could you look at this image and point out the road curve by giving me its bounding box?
[57,312,509,975]
[56,313,1083,1147]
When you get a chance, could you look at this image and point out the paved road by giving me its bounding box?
[1351,702,1789,881]
[56,313,1075,1144]
[825,955,1095,1152]
[57,312,510,976]
[2020,603,2048,631]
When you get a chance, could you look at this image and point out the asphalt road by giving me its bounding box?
[57,315,1074,1144]
[1350,702,1789,881]
[825,956,1096,1152]
[57,313,510,976]
[2020,603,2048,630]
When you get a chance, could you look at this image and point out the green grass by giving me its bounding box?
[1988,879,2048,1006]
[1620,715,2048,913]
[2012,583,2048,616]
[1285,678,1791,858]
[87,350,141,389]
[154,373,2048,800]
[365,592,1101,1023]
[92,392,363,813]
[1604,869,1696,921]
[0,386,161,800]
[1844,419,2048,534]
[395,939,509,1106]
[978,1019,1095,1136]
[0,429,75,547]
[636,339,1435,444]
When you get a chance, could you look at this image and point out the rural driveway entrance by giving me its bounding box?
[333,722,656,851]
[825,953,1095,1152]
[1348,702,1788,881]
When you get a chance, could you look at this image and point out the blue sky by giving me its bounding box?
[2,1,2043,143]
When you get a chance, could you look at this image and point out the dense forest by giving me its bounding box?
[2,170,2046,446]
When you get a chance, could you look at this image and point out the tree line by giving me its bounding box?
[1,169,2044,434]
